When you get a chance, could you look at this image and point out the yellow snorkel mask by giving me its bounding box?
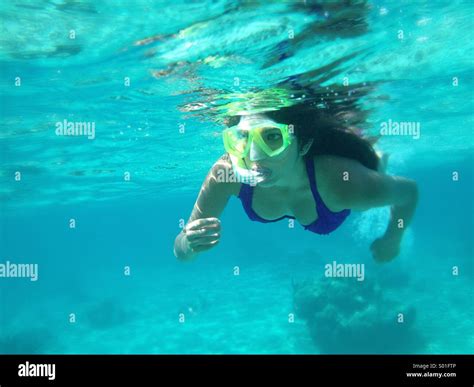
[223,116,294,184]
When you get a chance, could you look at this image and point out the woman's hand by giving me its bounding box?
[370,234,401,263]
[182,217,221,256]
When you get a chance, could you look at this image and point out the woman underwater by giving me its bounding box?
[173,103,418,262]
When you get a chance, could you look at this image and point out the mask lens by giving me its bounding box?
[258,127,284,152]
[224,123,290,158]
[224,127,249,156]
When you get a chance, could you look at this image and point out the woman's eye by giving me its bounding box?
[265,132,282,141]
[235,130,249,140]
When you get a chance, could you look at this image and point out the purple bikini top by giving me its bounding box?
[237,157,351,235]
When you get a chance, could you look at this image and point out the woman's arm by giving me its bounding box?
[174,154,240,261]
[325,156,419,261]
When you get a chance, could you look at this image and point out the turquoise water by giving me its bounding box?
[1,0,473,354]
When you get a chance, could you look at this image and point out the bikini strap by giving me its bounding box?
[305,157,324,208]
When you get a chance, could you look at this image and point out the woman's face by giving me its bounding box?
[238,114,302,187]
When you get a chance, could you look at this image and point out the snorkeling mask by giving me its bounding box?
[222,119,293,184]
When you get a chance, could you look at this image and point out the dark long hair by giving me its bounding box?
[226,103,379,171]
[265,104,379,171]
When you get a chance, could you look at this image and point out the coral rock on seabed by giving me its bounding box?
[292,277,425,354]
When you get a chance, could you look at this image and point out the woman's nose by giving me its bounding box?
[249,141,267,161]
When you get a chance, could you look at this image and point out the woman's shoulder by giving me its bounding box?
[313,154,365,176]
[312,154,364,211]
